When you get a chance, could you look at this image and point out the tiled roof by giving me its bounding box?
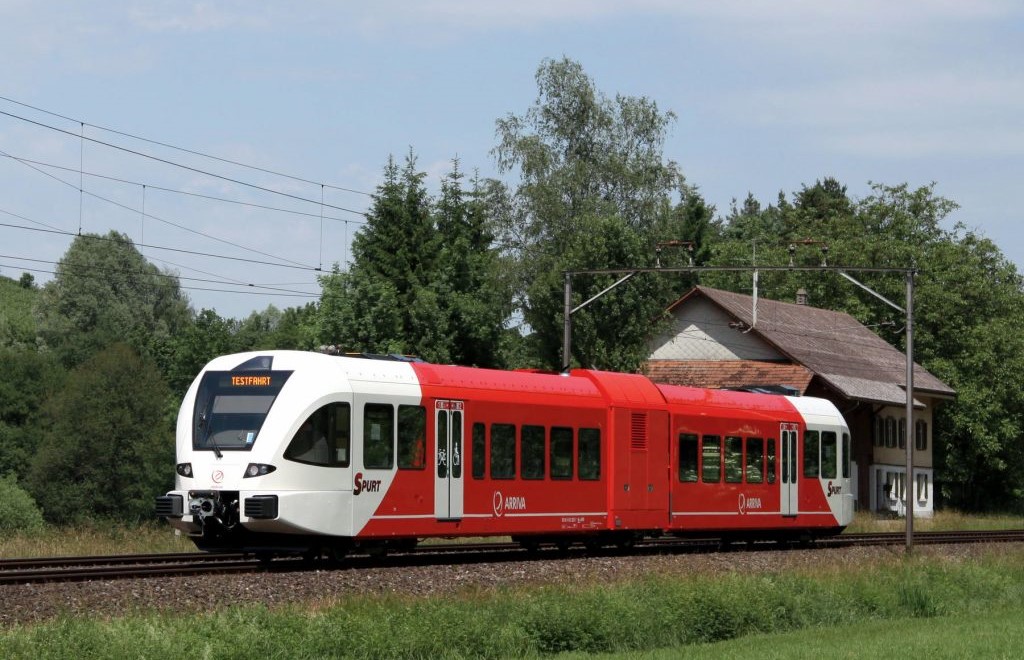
[658,286,955,406]
[645,360,814,392]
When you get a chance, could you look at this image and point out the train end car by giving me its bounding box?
[156,350,855,558]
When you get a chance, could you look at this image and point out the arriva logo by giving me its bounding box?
[738,493,763,515]
[492,491,527,517]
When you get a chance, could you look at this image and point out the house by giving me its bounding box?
[645,285,955,517]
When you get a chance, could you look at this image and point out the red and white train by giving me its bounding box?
[156,350,854,558]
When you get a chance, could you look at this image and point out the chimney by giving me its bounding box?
[796,288,808,305]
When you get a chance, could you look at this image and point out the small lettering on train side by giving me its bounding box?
[353,472,382,496]
[827,481,842,497]
[492,491,527,516]
[231,375,271,387]
[738,494,762,514]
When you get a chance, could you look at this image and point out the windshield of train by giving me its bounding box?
[192,370,293,451]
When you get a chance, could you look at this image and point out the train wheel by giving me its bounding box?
[329,545,350,565]
[301,548,322,566]
[519,538,540,553]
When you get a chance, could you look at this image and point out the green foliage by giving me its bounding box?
[709,180,1024,509]
[0,274,39,348]
[34,232,191,370]
[316,155,508,366]
[0,473,45,534]
[25,343,174,524]
[3,550,1024,657]
[0,347,65,477]
[493,57,686,371]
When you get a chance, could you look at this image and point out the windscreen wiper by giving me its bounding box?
[198,411,223,458]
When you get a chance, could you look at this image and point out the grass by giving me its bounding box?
[0,521,195,558]
[590,606,1024,659]
[843,509,1024,534]
[2,546,1024,658]
[2,509,1019,559]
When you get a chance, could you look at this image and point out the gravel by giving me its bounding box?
[1,543,1018,628]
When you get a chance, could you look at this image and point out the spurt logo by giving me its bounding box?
[827,481,843,497]
[354,472,382,496]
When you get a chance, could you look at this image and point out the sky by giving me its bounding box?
[1,1,1022,320]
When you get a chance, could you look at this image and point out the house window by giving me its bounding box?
[915,420,928,451]
[885,417,896,448]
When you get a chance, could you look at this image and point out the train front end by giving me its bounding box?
[155,351,361,554]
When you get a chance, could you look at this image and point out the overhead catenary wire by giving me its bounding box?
[0,262,319,298]
[0,108,370,217]
[0,153,367,226]
[0,147,313,269]
[0,95,373,198]
[0,218,325,272]
[0,253,319,296]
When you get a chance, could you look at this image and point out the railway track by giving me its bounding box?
[3,529,1022,585]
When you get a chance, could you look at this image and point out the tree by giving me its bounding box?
[0,275,40,349]
[0,347,65,479]
[316,156,507,366]
[166,308,236,395]
[26,343,174,524]
[710,180,1024,509]
[432,164,509,367]
[316,153,446,358]
[35,231,191,370]
[493,57,685,370]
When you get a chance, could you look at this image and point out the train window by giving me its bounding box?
[746,437,764,484]
[820,431,838,479]
[451,411,463,479]
[803,431,819,478]
[490,423,515,479]
[363,404,394,469]
[725,436,743,483]
[521,425,545,480]
[284,402,351,467]
[397,405,426,470]
[842,433,851,478]
[678,433,698,482]
[192,369,293,451]
[767,438,777,484]
[550,427,573,480]
[472,423,486,479]
[437,413,448,479]
[701,435,721,483]
[915,420,928,451]
[578,428,601,480]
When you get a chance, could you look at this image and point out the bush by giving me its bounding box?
[0,473,45,533]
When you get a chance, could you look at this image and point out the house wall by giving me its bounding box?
[649,298,783,361]
[867,401,936,518]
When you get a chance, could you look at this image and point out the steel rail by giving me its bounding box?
[3,530,1021,585]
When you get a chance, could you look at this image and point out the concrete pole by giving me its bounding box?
[562,272,572,373]
[905,270,915,553]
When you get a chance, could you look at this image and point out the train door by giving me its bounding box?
[433,400,464,521]
[780,423,799,517]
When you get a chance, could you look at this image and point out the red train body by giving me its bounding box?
[156,351,854,557]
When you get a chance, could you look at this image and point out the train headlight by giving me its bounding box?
[244,463,277,478]
[176,463,193,478]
